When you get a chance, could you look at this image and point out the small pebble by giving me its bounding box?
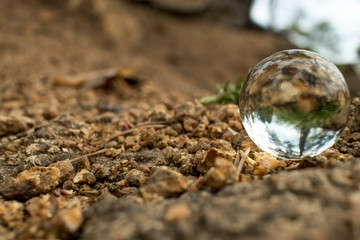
[48,145,60,154]
[140,167,188,199]
[63,140,77,148]
[164,203,192,222]
[0,166,60,200]
[125,169,146,187]
[50,160,75,184]
[73,169,96,185]
[197,157,236,191]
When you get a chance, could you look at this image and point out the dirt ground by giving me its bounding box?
[1,0,360,239]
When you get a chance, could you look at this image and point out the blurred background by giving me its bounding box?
[252,0,360,64]
[1,0,360,99]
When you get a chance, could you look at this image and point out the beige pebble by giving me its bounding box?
[165,203,192,222]
[73,169,96,184]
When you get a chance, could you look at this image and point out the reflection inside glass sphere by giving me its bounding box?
[239,49,351,160]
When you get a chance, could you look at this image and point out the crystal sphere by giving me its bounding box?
[239,49,351,160]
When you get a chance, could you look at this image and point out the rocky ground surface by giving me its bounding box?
[1,0,360,239]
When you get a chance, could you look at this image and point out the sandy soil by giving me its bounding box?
[1,1,360,239]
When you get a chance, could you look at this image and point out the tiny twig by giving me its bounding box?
[69,121,171,165]
[236,147,250,180]
[135,121,170,127]
[227,127,239,136]
[234,148,241,165]
[91,124,167,145]
[69,149,109,164]
[284,162,300,171]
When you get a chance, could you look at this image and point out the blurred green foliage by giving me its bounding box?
[200,77,243,105]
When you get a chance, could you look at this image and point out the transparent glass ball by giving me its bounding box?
[239,49,351,160]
